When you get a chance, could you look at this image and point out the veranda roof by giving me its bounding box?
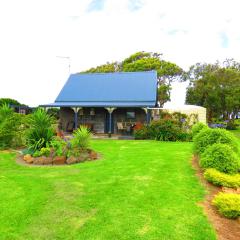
[41,71,157,108]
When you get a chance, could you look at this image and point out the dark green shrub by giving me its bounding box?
[193,128,238,154]
[26,108,55,151]
[0,104,26,149]
[134,126,149,139]
[212,193,240,219]
[226,120,237,130]
[148,119,182,141]
[148,119,192,142]
[177,131,192,142]
[191,122,208,137]
[200,143,240,174]
[204,168,240,188]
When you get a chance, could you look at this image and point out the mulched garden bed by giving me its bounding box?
[192,155,240,240]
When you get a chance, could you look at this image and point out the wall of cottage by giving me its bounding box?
[59,107,147,133]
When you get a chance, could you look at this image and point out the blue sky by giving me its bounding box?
[87,0,106,12]
[0,0,239,106]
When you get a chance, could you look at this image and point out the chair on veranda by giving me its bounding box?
[117,122,125,134]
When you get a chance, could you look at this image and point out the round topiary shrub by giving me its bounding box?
[191,122,208,137]
[200,143,240,174]
[193,128,239,155]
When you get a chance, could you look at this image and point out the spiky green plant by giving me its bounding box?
[26,108,55,151]
[71,125,91,150]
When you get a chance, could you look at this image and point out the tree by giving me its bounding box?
[83,51,183,107]
[185,60,240,122]
[0,98,21,107]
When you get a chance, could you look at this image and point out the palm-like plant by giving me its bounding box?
[26,108,55,151]
[71,126,91,150]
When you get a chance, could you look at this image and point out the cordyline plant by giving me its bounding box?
[71,126,92,150]
[26,108,55,151]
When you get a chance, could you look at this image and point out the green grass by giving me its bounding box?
[229,127,240,151]
[230,127,240,140]
[0,140,216,240]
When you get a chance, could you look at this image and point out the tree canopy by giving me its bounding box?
[0,98,21,107]
[185,60,240,121]
[83,51,184,107]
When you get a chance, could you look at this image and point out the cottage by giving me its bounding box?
[41,71,158,135]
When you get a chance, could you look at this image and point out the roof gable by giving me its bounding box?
[54,71,157,107]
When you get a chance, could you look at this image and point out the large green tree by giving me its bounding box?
[185,60,240,121]
[84,51,183,107]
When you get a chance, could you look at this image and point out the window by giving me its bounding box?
[126,111,135,119]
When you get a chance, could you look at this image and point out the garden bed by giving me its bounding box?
[19,149,100,166]
[192,155,240,240]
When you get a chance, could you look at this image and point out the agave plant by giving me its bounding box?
[26,108,55,151]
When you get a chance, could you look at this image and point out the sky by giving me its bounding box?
[0,0,240,107]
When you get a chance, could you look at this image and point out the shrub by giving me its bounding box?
[191,122,208,137]
[70,126,91,150]
[26,108,55,151]
[204,168,240,188]
[0,104,26,149]
[200,143,240,174]
[226,120,237,130]
[40,147,51,157]
[50,137,67,157]
[134,126,149,139]
[193,128,239,155]
[212,193,240,219]
[32,150,42,157]
[177,131,192,142]
[148,119,182,141]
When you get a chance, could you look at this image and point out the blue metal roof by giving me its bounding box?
[43,71,157,107]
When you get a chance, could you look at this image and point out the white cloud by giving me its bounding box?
[0,0,240,106]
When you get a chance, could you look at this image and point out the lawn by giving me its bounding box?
[0,140,216,240]
[230,127,240,140]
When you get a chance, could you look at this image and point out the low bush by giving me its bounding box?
[134,119,192,142]
[191,122,208,137]
[148,119,183,141]
[226,120,237,130]
[200,143,240,174]
[204,168,240,188]
[177,131,192,142]
[40,147,51,157]
[32,147,51,157]
[212,193,240,219]
[50,137,67,157]
[193,128,239,155]
[134,126,149,139]
[32,150,42,158]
